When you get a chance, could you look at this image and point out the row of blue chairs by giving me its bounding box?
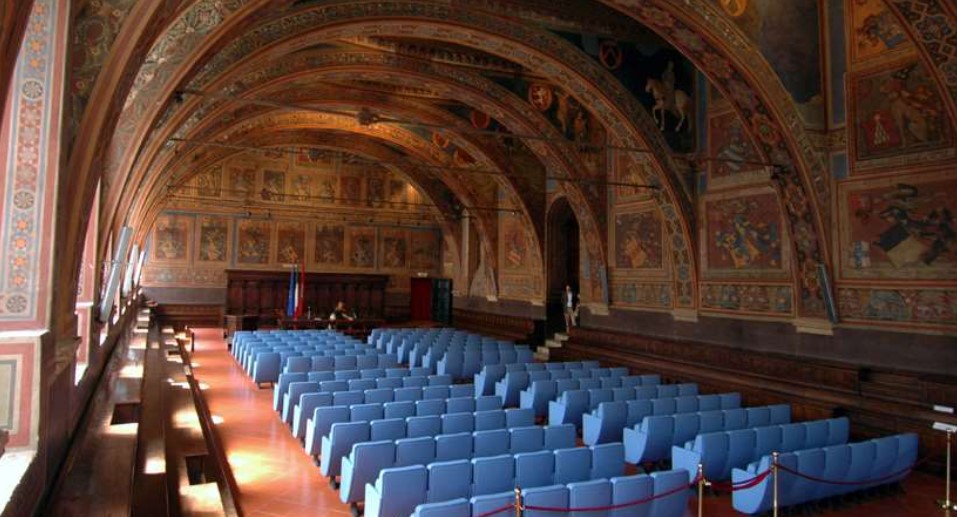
[304,399,513,456]
[732,433,917,514]
[585,397,763,447]
[273,368,433,412]
[322,406,535,481]
[253,350,398,385]
[413,470,692,517]
[549,386,710,429]
[434,348,535,380]
[673,417,850,483]
[365,444,630,517]
[473,361,602,397]
[496,368,640,407]
[520,375,663,416]
[290,385,484,440]
[281,374,455,425]
[339,424,582,506]
[624,405,791,465]
[238,339,369,372]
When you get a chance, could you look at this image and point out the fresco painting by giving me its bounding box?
[316,174,336,201]
[718,0,824,127]
[153,215,190,261]
[705,193,783,271]
[554,32,695,152]
[276,222,306,264]
[853,62,950,162]
[227,166,255,199]
[314,224,345,266]
[843,177,957,278]
[197,217,228,262]
[612,282,671,309]
[340,176,362,206]
[701,283,793,315]
[614,211,663,269]
[501,215,529,271]
[193,165,222,198]
[368,174,386,208]
[389,180,407,209]
[237,220,270,265]
[261,169,285,201]
[838,287,957,326]
[411,230,441,270]
[849,0,911,62]
[380,229,409,269]
[291,174,312,202]
[707,110,764,185]
[616,156,655,202]
[348,227,377,269]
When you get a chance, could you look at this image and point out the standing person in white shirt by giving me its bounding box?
[563,285,577,332]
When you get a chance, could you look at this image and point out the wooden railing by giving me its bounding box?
[556,327,957,473]
[452,308,536,343]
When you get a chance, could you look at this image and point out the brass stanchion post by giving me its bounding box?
[772,452,780,517]
[697,463,705,517]
[514,486,523,517]
[939,429,957,512]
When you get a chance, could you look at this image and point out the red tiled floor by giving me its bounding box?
[191,328,950,517]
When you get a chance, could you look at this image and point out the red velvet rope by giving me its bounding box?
[474,504,514,517]
[520,475,699,512]
[709,468,773,492]
[775,460,917,486]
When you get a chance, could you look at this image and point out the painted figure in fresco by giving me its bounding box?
[505,225,527,269]
[261,171,284,201]
[315,226,344,264]
[318,177,336,201]
[199,223,226,261]
[278,237,301,263]
[156,223,186,260]
[859,183,957,267]
[351,234,375,268]
[383,237,406,268]
[645,62,691,132]
[230,169,254,197]
[857,9,906,54]
[716,214,779,268]
[195,169,219,197]
[621,233,652,269]
[880,66,942,145]
[292,175,310,201]
[239,227,268,263]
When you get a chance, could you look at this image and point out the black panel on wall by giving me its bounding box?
[432,278,452,325]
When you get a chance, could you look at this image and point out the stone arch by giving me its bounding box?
[598,0,834,320]
[80,1,701,314]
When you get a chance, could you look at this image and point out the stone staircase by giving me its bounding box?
[535,332,569,361]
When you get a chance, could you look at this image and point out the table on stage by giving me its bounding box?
[277,317,384,338]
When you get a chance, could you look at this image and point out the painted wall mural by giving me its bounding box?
[276,222,306,264]
[838,286,957,327]
[237,220,271,265]
[851,61,952,165]
[707,109,766,189]
[555,31,696,153]
[314,224,345,266]
[701,283,794,316]
[614,211,663,270]
[380,228,409,270]
[839,172,957,280]
[849,0,912,63]
[197,216,229,262]
[718,0,825,128]
[143,211,443,289]
[703,190,787,276]
[152,215,190,261]
[191,165,222,198]
[348,226,377,269]
[411,229,442,271]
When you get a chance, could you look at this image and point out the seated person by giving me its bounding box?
[329,301,356,322]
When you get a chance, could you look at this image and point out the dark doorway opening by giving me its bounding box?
[546,197,580,336]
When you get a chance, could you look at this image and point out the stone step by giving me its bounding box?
[553,333,569,341]
[534,350,549,362]
[545,340,563,349]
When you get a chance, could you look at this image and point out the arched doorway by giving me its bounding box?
[546,197,580,335]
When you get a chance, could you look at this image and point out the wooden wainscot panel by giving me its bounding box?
[555,327,957,472]
[225,269,388,326]
[155,304,224,330]
[452,308,535,343]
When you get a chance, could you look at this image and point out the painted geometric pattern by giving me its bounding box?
[888,0,957,105]
[0,0,59,323]
[701,283,794,316]
[838,286,957,327]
